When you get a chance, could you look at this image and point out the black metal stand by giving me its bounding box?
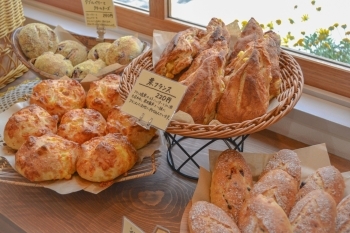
[164,132,250,180]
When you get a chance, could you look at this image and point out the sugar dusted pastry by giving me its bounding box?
[106,105,157,150]
[3,104,59,150]
[15,133,81,182]
[86,74,124,118]
[29,79,86,119]
[76,133,138,182]
[57,108,107,144]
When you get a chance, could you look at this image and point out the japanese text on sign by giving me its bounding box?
[121,70,187,130]
[81,0,117,27]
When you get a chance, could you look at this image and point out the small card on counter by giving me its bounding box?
[122,216,145,233]
[121,69,187,131]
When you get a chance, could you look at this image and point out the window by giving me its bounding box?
[33,0,350,99]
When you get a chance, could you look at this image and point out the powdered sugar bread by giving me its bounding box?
[188,201,240,233]
[296,165,345,205]
[210,149,253,223]
[336,194,350,233]
[289,189,336,233]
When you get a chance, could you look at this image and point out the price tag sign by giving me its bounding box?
[122,216,145,233]
[81,0,117,27]
[121,69,187,131]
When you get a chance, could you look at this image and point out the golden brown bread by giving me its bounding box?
[289,189,337,233]
[29,79,86,119]
[251,169,298,215]
[177,40,228,124]
[76,133,138,182]
[210,149,253,223]
[336,194,350,233]
[106,105,157,150]
[238,194,292,233]
[259,149,301,187]
[296,165,345,205]
[188,201,241,233]
[15,133,80,182]
[85,74,124,118]
[57,108,107,144]
[3,104,59,150]
[216,42,272,124]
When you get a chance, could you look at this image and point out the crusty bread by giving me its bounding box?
[57,108,106,144]
[289,189,337,233]
[85,74,124,118]
[15,133,80,182]
[76,133,138,182]
[259,149,301,187]
[296,165,345,205]
[3,104,59,150]
[106,105,156,150]
[336,194,350,233]
[238,194,292,233]
[55,40,88,66]
[210,149,253,223]
[251,169,298,215]
[29,79,86,119]
[188,201,241,233]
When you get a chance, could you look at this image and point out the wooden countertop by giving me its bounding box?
[1,73,350,233]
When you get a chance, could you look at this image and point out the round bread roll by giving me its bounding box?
[86,74,124,118]
[238,194,292,233]
[71,59,106,81]
[33,52,74,78]
[87,42,111,62]
[55,40,88,66]
[76,133,138,182]
[106,105,157,150]
[336,194,350,233]
[296,165,345,205]
[15,133,81,182]
[29,79,86,119]
[57,108,106,144]
[251,169,298,215]
[18,23,59,59]
[3,104,59,150]
[210,149,253,223]
[105,35,144,65]
[259,149,301,187]
[289,189,337,233]
[188,201,241,233]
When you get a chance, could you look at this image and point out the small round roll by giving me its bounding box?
[188,201,241,233]
[55,40,88,66]
[336,194,350,233]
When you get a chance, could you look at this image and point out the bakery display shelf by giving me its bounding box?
[10,26,151,80]
[119,49,304,139]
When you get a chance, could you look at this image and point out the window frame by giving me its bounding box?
[35,0,350,99]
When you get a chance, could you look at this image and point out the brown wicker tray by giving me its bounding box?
[118,49,304,138]
[10,26,151,80]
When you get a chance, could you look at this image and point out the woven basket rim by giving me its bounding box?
[10,26,151,80]
[119,49,304,139]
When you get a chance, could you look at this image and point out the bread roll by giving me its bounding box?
[29,79,86,119]
[238,194,292,233]
[259,149,301,187]
[76,133,138,182]
[289,189,336,233]
[57,108,107,144]
[336,194,350,233]
[251,169,298,215]
[71,59,106,81]
[33,52,74,78]
[3,104,58,150]
[188,201,241,233]
[87,42,111,62]
[296,165,345,204]
[210,149,253,222]
[15,133,80,182]
[56,40,88,66]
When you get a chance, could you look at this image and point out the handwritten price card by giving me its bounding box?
[121,70,187,131]
[81,0,117,27]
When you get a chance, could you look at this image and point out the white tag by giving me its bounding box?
[122,216,145,233]
[81,0,117,27]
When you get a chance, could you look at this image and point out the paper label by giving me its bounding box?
[122,216,145,233]
[121,69,187,130]
[81,0,117,27]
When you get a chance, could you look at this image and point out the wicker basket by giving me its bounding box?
[119,49,304,139]
[10,26,151,80]
[0,0,28,89]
